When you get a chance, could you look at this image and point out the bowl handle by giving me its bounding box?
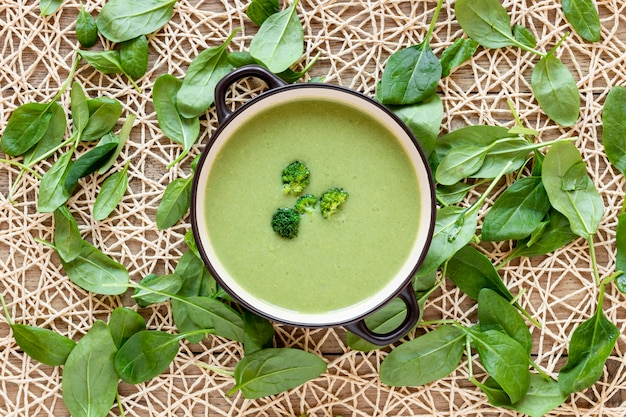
[214,65,287,124]
[344,284,420,346]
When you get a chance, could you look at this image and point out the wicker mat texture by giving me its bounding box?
[2,0,626,416]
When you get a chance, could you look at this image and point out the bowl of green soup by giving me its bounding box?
[191,65,436,346]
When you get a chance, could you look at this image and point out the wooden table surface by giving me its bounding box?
[2,1,626,416]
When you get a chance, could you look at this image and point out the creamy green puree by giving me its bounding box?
[204,98,421,314]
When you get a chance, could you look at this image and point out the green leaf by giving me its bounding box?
[246,0,280,25]
[76,5,98,48]
[446,246,515,302]
[176,31,237,118]
[93,162,129,220]
[114,330,181,384]
[440,37,479,77]
[77,49,127,75]
[388,93,443,158]
[37,149,75,213]
[64,141,118,190]
[174,250,207,296]
[435,182,475,206]
[249,0,304,73]
[602,85,626,175]
[23,101,67,166]
[378,43,442,105]
[71,82,90,137]
[176,295,244,342]
[108,307,146,349]
[229,348,326,399]
[39,0,64,16]
[418,205,479,274]
[243,309,275,355]
[62,321,118,417]
[541,141,603,239]
[558,307,619,395]
[615,212,626,293]
[82,97,124,142]
[562,0,601,42]
[12,324,75,366]
[467,328,530,403]
[470,138,533,179]
[435,144,489,185]
[119,35,149,79]
[53,206,83,262]
[60,240,129,295]
[482,176,551,241]
[531,51,580,127]
[96,0,178,43]
[380,325,465,386]
[153,74,200,165]
[1,102,54,156]
[508,208,578,259]
[156,176,193,229]
[478,289,533,354]
[454,0,517,49]
[98,114,135,174]
[133,273,183,307]
[513,24,537,48]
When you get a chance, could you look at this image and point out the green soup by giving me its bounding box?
[203,96,423,316]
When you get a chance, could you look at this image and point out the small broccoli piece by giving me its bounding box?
[294,194,317,214]
[319,188,349,218]
[281,161,310,195]
[271,207,300,239]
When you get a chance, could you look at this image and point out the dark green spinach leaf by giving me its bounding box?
[64,141,118,190]
[23,101,67,166]
[120,35,149,79]
[440,37,479,77]
[156,176,193,229]
[1,102,55,156]
[246,0,279,25]
[53,206,83,263]
[108,307,146,349]
[561,0,601,42]
[115,330,181,384]
[602,85,626,174]
[12,324,76,366]
[388,93,443,158]
[37,149,75,213]
[97,0,178,43]
[93,161,129,220]
[454,0,518,49]
[133,273,183,307]
[76,5,98,48]
[243,309,275,355]
[478,289,533,354]
[83,97,124,142]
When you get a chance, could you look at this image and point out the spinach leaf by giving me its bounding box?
[418,205,479,274]
[378,42,441,105]
[23,101,66,166]
[467,328,530,403]
[454,0,518,49]
[380,325,465,386]
[482,176,550,241]
[561,0,601,42]
[435,182,475,206]
[77,49,127,75]
[83,97,124,142]
[108,307,146,349]
[12,324,75,366]
[227,50,319,83]
[1,102,54,156]
[153,74,200,167]
[71,81,90,137]
[440,38,479,77]
[60,240,129,295]
[176,31,237,118]
[93,162,129,220]
[531,48,580,127]
[37,149,75,213]
[62,321,118,417]
[558,304,619,395]
[228,348,326,399]
[508,208,578,259]
[430,125,512,169]
[470,138,534,179]
[615,212,626,293]
[64,141,118,190]
[115,330,181,384]
[175,295,244,342]
[98,114,136,174]
[249,0,304,73]
[435,144,489,185]
[76,5,98,48]
[96,0,178,43]
[120,35,149,79]
[513,24,537,48]
[39,0,64,16]
[602,85,626,174]
[243,309,275,355]
[133,273,183,307]
[53,206,83,263]
[478,289,532,354]
[246,0,279,25]
[156,176,193,229]
[388,93,443,158]
[475,375,566,417]
[447,246,515,302]
[174,250,207,296]
[542,141,604,239]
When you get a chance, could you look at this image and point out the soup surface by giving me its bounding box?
[204,97,422,315]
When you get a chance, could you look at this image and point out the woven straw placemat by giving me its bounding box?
[1,0,626,416]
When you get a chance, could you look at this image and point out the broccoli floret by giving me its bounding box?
[319,188,349,219]
[281,161,310,195]
[271,207,300,239]
[294,194,317,214]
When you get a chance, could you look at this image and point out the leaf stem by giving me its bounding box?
[465,160,514,217]
[51,57,80,102]
[424,0,445,44]
[195,361,235,377]
[0,293,14,326]
[586,235,601,287]
[529,358,551,381]
[0,158,42,179]
[116,391,126,417]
